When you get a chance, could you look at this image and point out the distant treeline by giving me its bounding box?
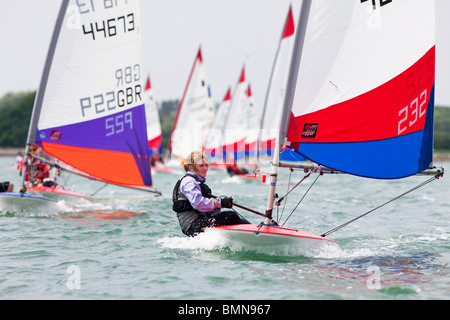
[1,91,450,152]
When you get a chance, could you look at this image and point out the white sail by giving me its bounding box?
[169,47,215,162]
[145,76,162,156]
[204,87,232,163]
[28,0,154,188]
[245,84,260,160]
[259,5,296,159]
[222,66,249,162]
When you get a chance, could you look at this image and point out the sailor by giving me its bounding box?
[0,181,14,193]
[226,161,248,177]
[172,151,250,236]
[225,153,248,177]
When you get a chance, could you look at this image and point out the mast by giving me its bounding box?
[264,0,312,223]
[21,0,69,190]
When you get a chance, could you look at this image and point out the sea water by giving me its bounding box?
[0,156,448,300]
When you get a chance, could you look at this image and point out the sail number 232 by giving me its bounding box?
[398,89,427,135]
[105,112,132,137]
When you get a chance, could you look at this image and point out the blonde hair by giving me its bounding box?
[184,151,208,172]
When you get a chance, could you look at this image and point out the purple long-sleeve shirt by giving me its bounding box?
[179,172,221,213]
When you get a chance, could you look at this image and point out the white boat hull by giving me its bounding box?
[0,192,60,213]
[203,224,340,254]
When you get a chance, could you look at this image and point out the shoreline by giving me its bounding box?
[0,148,22,157]
[1,147,449,162]
[434,152,450,162]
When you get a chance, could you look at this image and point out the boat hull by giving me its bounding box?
[26,186,94,201]
[203,224,338,246]
[0,192,59,212]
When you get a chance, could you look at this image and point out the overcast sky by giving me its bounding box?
[1,0,450,109]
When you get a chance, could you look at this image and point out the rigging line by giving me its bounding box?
[281,173,320,227]
[91,183,108,197]
[321,175,440,238]
[276,171,311,207]
[278,168,294,223]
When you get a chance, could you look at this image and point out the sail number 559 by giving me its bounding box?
[398,89,427,135]
[106,112,132,137]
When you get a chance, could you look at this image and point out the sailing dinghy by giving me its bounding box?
[204,0,443,249]
[1,0,159,211]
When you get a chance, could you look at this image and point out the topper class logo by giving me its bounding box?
[301,123,319,139]
[360,0,393,10]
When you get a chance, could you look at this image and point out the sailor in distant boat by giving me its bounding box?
[225,153,248,177]
[18,145,51,185]
[0,181,14,193]
[226,162,248,177]
[173,151,250,236]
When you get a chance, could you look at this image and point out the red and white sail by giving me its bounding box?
[259,5,295,158]
[169,46,215,162]
[222,66,249,161]
[145,76,162,156]
[245,84,260,159]
[204,87,232,163]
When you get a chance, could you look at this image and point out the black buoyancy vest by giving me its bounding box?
[172,173,212,213]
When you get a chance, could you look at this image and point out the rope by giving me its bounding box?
[321,175,440,238]
[281,173,320,227]
[277,168,294,223]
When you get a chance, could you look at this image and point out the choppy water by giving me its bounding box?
[0,156,448,300]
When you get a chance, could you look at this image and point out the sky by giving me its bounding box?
[1,0,450,109]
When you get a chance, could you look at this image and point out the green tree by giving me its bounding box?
[0,91,35,147]
[434,106,450,151]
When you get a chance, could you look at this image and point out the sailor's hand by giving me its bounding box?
[219,195,233,208]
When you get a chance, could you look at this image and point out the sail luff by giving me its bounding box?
[265,0,312,222]
[277,0,312,148]
[21,0,70,188]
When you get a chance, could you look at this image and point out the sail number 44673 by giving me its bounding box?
[398,89,427,135]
